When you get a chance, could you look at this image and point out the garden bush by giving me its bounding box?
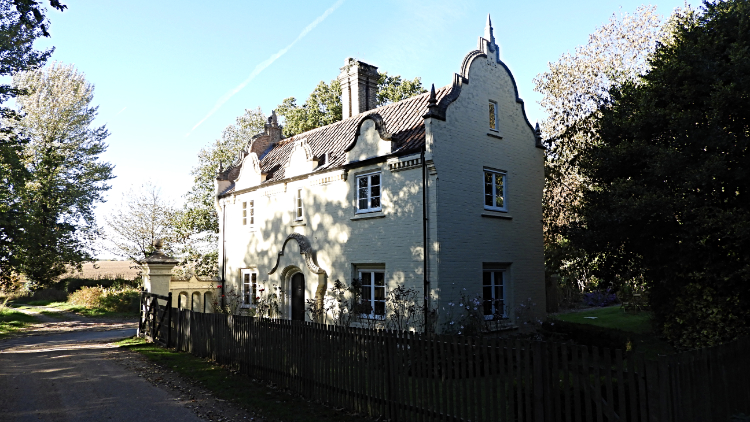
[582,289,618,307]
[30,288,68,302]
[69,286,140,312]
[63,275,140,293]
[542,319,634,352]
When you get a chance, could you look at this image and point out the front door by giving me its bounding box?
[291,273,305,321]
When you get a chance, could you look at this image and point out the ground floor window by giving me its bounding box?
[241,269,257,306]
[483,267,506,319]
[358,269,386,319]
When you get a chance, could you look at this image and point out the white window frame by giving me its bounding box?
[240,269,258,308]
[482,268,506,319]
[294,188,303,221]
[484,169,507,212]
[358,269,386,320]
[489,100,499,132]
[242,200,255,227]
[356,172,382,213]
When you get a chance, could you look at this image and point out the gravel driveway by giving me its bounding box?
[0,307,258,422]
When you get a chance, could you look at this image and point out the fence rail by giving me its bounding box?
[142,305,750,422]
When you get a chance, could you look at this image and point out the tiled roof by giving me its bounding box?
[227,85,452,187]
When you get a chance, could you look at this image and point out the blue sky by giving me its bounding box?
[33,0,687,256]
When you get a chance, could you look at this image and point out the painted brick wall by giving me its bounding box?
[428,48,546,323]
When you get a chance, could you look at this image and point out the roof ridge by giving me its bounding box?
[285,86,450,141]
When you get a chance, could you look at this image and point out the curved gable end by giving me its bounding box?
[234,152,262,191]
[430,18,543,149]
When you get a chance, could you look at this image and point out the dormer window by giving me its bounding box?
[489,101,498,131]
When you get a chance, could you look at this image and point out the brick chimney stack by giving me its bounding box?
[249,110,283,157]
[338,58,379,119]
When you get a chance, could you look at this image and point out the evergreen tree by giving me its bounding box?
[575,0,750,349]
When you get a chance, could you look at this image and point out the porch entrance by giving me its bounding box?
[291,273,305,321]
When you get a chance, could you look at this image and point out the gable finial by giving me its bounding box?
[423,84,442,120]
[484,14,495,46]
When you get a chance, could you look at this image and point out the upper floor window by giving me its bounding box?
[241,269,258,306]
[489,101,498,131]
[357,172,381,213]
[242,200,255,226]
[295,189,303,220]
[484,169,506,211]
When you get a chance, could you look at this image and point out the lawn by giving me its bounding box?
[117,337,370,422]
[553,306,652,334]
[0,307,39,338]
[550,306,675,357]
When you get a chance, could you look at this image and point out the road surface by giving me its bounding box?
[0,328,211,422]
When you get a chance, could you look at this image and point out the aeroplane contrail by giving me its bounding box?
[187,0,346,136]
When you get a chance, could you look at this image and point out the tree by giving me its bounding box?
[532,6,676,289]
[276,79,342,137]
[105,182,175,263]
[376,72,427,107]
[182,107,266,236]
[173,108,266,277]
[0,0,66,290]
[574,0,750,349]
[10,62,113,289]
[276,71,426,137]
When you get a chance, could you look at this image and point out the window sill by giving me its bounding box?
[351,211,385,221]
[359,315,386,321]
[482,211,512,220]
[290,221,306,227]
[487,131,503,140]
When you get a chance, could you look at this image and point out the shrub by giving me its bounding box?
[659,283,748,350]
[583,289,618,307]
[62,274,140,293]
[542,319,634,352]
[69,286,140,312]
[30,288,68,302]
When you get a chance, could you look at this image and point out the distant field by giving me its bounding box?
[63,261,140,280]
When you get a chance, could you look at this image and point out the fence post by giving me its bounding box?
[177,294,182,351]
[151,296,157,341]
[137,289,144,336]
[167,291,173,348]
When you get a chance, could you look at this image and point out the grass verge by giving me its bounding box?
[0,307,39,338]
[116,337,369,422]
[46,302,137,318]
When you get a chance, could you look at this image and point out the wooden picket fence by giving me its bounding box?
[143,305,750,422]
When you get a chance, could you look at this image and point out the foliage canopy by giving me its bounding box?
[0,0,66,290]
[11,62,113,288]
[574,0,750,349]
[533,6,672,289]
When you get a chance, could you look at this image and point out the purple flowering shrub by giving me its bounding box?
[582,288,618,307]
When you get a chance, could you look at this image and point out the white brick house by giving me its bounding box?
[215,16,545,328]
